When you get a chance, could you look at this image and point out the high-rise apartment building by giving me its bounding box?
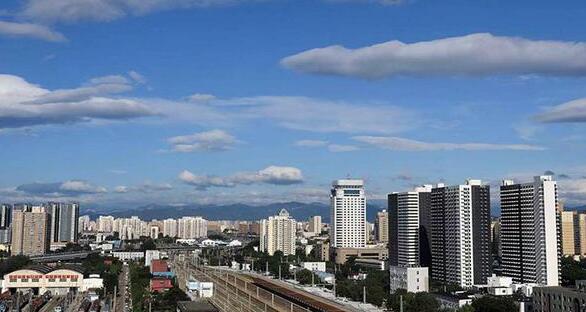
[78,215,91,233]
[330,179,366,248]
[308,216,322,234]
[491,218,502,259]
[259,209,296,256]
[163,218,178,238]
[0,204,12,244]
[388,185,433,268]
[47,203,80,243]
[177,217,207,239]
[0,204,11,228]
[98,215,114,232]
[11,208,50,256]
[560,210,586,256]
[430,180,491,288]
[374,210,389,243]
[500,176,560,286]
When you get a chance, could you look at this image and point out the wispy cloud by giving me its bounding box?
[0,20,66,42]
[534,98,586,123]
[327,144,359,152]
[295,139,359,152]
[353,135,545,151]
[282,33,586,79]
[294,139,328,147]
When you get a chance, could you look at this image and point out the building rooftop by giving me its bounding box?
[176,300,219,312]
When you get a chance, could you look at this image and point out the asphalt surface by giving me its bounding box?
[115,264,130,312]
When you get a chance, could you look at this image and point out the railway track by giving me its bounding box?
[248,277,348,312]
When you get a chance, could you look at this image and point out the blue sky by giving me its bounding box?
[1,0,586,209]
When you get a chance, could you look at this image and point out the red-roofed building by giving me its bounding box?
[150,277,173,292]
[150,260,168,274]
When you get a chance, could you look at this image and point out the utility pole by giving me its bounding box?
[113,286,117,312]
[363,286,366,304]
[333,276,336,298]
[279,265,282,280]
[265,262,269,275]
[311,272,314,287]
[400,295,403,312]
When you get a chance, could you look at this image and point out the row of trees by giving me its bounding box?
[81,253,122,294]
[129,261,189,312]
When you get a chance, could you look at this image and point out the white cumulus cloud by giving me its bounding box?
[0,73,154,128]
[179,165,304,190]
[167,129,240,152]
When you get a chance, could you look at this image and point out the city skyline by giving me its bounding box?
[1,1,586,209]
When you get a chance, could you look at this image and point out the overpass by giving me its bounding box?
[30,250,100,262]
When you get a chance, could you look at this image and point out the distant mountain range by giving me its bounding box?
[81,201,386,223]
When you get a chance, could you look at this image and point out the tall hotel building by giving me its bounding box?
[500,176,560,286]
[259,209,296,256]
[388,185,432,267]
[330,179,366,248]
[430,180,491,288]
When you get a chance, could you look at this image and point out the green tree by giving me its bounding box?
[0,255,30,277]
[141,238,157,251]
[561,256,586,286]
[296,269,319,285]
[471,296,517,312]
[388,289,439,312]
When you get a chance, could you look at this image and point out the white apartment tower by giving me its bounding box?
[177,217,208,239]
[330,179,366,248]
[500,176,560,286]
[98,216,114,233]
[259,209,296,256]
[162,218,178,238]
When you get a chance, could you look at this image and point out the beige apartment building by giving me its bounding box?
[11,208,50,256]
[375,210,389,243]
[561,210,586,256]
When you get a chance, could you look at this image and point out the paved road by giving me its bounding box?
[115,264,129,312]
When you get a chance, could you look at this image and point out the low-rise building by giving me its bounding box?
[355,258,386,271]
[333,246,388,264]
[1,264,103,295]
[145,250,160,267]
[533,280,586,312]
[486,275,514,296]
[112,251,144,261]
[150,277,173,292]
[177,300,219,312]
[389,266,429,293]
[150,259,168,274]
[315,241,329,262]
[301,262,326,272]
[186,278,214,298]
